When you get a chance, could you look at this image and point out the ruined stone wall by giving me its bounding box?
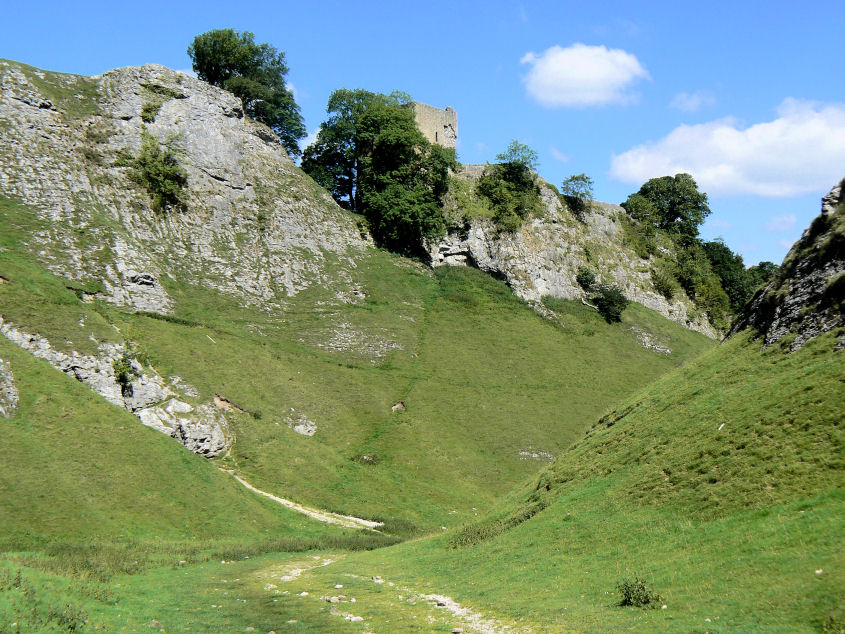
[412,101,457,149]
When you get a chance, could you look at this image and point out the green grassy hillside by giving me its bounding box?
[0,192,715,536]
[307,329,843,631]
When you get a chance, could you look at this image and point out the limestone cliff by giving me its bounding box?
[730,177,845,350]
[0,60,369,314]
[429,167,719,337]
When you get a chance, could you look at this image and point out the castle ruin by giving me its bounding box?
[412,102,457,149]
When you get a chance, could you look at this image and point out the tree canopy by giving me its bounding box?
[622,173,710,239]
[302,89,457,255]
[476,140,541,233]
[561,173,594,218]
[188,29,305,157]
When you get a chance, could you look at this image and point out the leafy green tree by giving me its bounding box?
[188,28,305,156]
[622,173,711,239]
[477,140,541,232]
[592,284,629,323]
[303,89,409,213]
[302,89,457,255]
[746,261,779,290]
[561,173,594,218]
[703,239,753,312]
[496,140,539,172]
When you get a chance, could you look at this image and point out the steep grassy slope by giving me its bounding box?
[0,328,390,548]
[306,329,843,631]
[1,192,714,535]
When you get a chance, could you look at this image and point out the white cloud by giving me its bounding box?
[670,90,715,112]
[550,146,570,162]
[610,99,845,196]
[778,239,795,250]
[520,43,649,108]
[765,214,797,232]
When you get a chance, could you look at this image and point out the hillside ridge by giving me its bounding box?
[730,176,844,350]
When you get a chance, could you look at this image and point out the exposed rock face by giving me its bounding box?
[730,177,845,350]
[0,358,18,418]
[0,317,229,455]
[430,172,717,337]
[0,60,369,314]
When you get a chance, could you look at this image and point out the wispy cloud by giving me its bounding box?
[518,3,528,23]
[707,217,732,229]
[765,214,797,232]
[670,90,715,112]
[778,239,795,250]
[550,146,570,162]
[610,99,845,196]
[520,43,649,108]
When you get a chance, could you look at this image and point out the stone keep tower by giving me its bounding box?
[412,102,457,149]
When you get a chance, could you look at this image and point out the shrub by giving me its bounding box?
[112,354,138,389]
[576,266,596,290]
[616,574,663,608]
[651,268,675,301]
[128,131,188,213]
[592,284,629,323]
[141,101,161,123]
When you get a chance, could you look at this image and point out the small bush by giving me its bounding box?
[128,131,188,213]
[592,284,629,323]
[616,574,663,608]
[822,612,845,633]
[112,354,138,388]
[576,266,596,291]
[141,101,162,123]
[48,603,88,631]
[651,269,675,301]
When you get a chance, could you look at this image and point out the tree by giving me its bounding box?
[188,29,305,156]
[561,173,594,218]
[622,173,710,239]
[746,261,779,290]
[302,89,408,214]
[702,239,752,312]
[496,140,539,172]
[592,284,629,323]
[476,140,541,232]
[302,89,457,255]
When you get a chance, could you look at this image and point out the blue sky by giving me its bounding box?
[3,0,843,266]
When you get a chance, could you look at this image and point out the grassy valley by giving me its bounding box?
[1,54,842,633]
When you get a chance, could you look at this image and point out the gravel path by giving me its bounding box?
[223,470,383,530]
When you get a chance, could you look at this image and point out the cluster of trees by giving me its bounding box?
[621,173,778,326]
[301,89,457,255]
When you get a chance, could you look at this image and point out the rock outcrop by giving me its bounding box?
[0,358,18,418]
[730,177,845,350]
[0,60,369,314]
[0,316,229,455]
[430,169,718,337]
